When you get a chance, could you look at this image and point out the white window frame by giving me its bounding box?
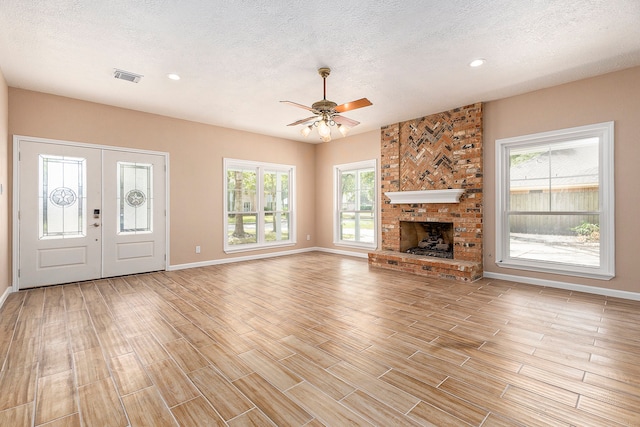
[333,159,378,250]
[495,122,614,280]
[223,158,295,253]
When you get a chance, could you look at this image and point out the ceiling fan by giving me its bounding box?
[281,67,372,142]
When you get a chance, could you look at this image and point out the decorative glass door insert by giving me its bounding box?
[117,161,153,234]
[39,154,87,239]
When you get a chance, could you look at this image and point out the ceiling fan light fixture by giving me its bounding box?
[301,125,313,137]
[317,120,331,138]
[282,67,372,142]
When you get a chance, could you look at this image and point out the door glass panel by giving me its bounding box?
[39,154,86,239]
[117,162,152,234]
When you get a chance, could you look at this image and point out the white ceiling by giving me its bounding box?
[1,1,639,143]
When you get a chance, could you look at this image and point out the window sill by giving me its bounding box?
[496,259,614,281]
[224,242,296,254]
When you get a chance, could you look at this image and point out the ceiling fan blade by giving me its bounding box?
[280,100,314,112]
[334,98,372,113]
[333,115,360,127]
[287,116,318,126]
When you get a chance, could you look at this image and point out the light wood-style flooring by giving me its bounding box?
[1,252,640,426]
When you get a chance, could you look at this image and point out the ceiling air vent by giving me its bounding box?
[113,68,143,83]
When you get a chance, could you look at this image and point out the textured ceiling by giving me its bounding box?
[1,1,640,143]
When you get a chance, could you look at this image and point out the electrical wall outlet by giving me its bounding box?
[195,245,201,254]
[306,234,311,241]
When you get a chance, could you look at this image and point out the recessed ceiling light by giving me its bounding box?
[469,59,486,68]
[167,73,181,81]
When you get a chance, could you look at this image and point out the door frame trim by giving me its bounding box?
[12,135,170,291]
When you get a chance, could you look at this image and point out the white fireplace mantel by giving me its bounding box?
[385,189,465,204]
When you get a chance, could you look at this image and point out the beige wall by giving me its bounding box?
[8,88,316,269]
[5,66,639,295]
[314,130,380,253]
[0,69,9,296]
[484,66,640,293]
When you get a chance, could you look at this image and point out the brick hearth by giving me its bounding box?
[369,103,483,282]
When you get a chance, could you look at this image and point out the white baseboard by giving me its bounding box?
[483,271,640,301]
[168,246,369,271]
[168,247,319,271]
[313,247,369,259]
[0,286,12,309]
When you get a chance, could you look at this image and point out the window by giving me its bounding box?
[334,160,377,249]
[496,122,614,279]
[224,158,294,252]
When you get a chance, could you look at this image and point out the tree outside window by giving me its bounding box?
[224,159,294,252]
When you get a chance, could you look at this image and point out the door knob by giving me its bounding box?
[92,222,100,227]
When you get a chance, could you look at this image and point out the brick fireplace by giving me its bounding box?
[368,103,483,281]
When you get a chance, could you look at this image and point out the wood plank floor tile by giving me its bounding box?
[362,345,448,388]
[328,362,420,414]
[35,370,76,425]
[280,335,340,368]
[0,364,37,411]
[341,389,424,426]
[436,377,568,427]
[145,358,200,408]
[171,396,226,427]
[174,323,217,348]
[280,353,355,400]
[37,413,82,427]
[43,287,66,324]
[0,402,32,427]
[94,326,132,359]
[129,333,169,365]
[1,253,640,426]
[583,371,640,399]
[226,408,277,427]
[163,338,209,373]
[3,337,39,371]
[188,366,254,421]
[287,381,373,426]
[77,377,128,427]
[238,349,302,391]
[73,346,110,386]
[62,285,85,312]
[39,322,72,377]
[233,372,313,426]
[68,326,101,353]
[317,340,390,377]
[381,368,489,425]
[577,394,640,425]
[407,400,477,426]
[121,386,178,427]
[241,329,296,360]
[197,342,253,381]
[502,385,621,426]
[110,352,153,396]
[146,317,182,343]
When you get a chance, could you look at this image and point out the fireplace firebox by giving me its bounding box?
[400,221,454,259]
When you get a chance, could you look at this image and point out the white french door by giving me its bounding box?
[16,137,167,289]
[102,149,166,277]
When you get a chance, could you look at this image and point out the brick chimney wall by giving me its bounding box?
[369,103,483,281]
